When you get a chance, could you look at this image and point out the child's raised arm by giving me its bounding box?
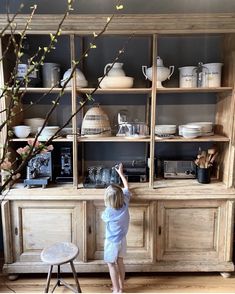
[115,163,129,189]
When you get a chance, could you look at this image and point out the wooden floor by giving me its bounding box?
[0,272,235,293]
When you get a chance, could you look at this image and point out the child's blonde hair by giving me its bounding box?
[104,184,124,209]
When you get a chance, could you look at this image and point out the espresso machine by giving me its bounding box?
[24,152,52,188]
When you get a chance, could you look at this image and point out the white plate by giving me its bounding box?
[125,135,149,139]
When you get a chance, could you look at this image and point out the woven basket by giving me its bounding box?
[81,105,111,137]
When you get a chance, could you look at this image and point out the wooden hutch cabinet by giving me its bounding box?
[1,13,235,278]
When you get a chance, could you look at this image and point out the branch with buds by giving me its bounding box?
[0,1,129,200]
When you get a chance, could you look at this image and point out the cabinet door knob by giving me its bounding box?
[15,227,18,236]
[88,226,92,234]
[158,226,162,235]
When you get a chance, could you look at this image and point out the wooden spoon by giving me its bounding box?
[207,148,216,163]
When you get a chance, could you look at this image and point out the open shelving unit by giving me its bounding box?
[1,13,235,277]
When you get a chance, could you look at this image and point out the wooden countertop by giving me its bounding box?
[2,179,235,201]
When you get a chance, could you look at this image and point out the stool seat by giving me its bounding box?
[41,242,79,265]
[41,242,81,293]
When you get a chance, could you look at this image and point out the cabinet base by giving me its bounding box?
[3,261,234,275]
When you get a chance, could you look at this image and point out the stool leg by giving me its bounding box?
[57,265,61,286]
[70,261,82,293]
[44,265,53,293]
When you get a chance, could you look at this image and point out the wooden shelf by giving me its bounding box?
[76,88,152,94]
[155,134,229,142]
[8,86,232,95]
[77,136,151,142]
[152,178,233,194]
[8,87,71,93]
[156,87,232,93]
[10,137,73,142]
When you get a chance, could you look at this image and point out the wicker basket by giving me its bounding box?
[81,105,111,137]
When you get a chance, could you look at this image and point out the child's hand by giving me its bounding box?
[115,163,128,189]
[115,163,124,175]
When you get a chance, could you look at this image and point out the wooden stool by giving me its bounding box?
[41,242,82,293]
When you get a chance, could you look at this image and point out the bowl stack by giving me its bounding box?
[155,125,177,137]
[24,118,46,135]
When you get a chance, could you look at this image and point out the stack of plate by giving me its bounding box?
[179,125,202,138]
[155,125,176,136]
[186,122,213,136]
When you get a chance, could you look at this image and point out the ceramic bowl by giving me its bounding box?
[61,68,88,87]
[37,126,60,139]
[155,125,176,135]
[98,76,134,89]
[24,118,46,134]
[13,125,31,138]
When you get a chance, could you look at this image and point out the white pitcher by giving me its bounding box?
[104,62,125,77]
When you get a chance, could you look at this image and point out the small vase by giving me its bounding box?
[197,167,211,184]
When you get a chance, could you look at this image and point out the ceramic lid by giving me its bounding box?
[157,56,164,67]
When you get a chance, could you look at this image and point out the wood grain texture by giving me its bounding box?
[1,271,235,293]
[1,14,235,34]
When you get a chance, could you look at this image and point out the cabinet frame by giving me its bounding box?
[1,13,235,276]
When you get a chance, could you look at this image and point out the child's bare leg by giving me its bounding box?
[107,262,120,293]
[117,257,125,291]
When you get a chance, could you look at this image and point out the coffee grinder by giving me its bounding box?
[116,110,128,136]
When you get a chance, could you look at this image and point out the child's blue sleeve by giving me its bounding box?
[101,208,110,222]
[123,188,131,204]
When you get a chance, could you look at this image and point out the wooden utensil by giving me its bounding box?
[210,152,218,164]
[207,148,216,162]
[200,150,207,168]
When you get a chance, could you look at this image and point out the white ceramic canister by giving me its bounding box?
[178,66,196,88]
[203,63,223,87]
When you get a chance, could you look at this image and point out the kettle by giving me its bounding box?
[142,56,174,88]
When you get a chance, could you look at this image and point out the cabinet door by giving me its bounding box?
[11,200,84,262]
[157,200,227,262]
[87,201,154,262]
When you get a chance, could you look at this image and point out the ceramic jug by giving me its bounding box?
[142,56,174,88]
[104,62,125,77]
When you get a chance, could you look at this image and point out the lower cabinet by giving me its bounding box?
[156,200,228,262]
[1,197,234,275]
[86,200,154,262]
[2,200,84,264]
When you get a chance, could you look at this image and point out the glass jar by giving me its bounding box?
[192,62,209,88]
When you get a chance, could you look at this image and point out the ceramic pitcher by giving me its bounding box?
[104,62,125,76]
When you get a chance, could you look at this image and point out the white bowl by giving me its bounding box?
[24,118,46,134]
[98,76,134,89]
[61,68,88,88]
[155,124,176,135]
[38,126,60,139]
[13,125,31,138]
